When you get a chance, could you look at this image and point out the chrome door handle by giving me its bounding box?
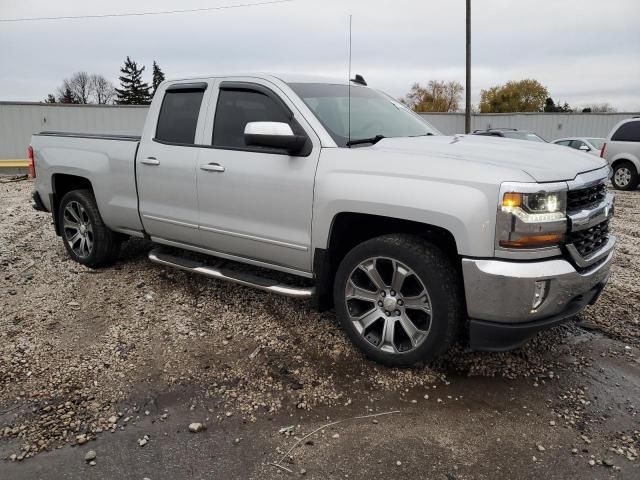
[141,157,160,166]
[200,163,225,173]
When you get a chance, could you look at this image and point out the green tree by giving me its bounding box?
[544,97,572,112]
[152,61,166,96]
[57,86,78,104]
[115,57,152,105]
[401,80,464,112]
[44,94,57,103]
[479,79,549,113]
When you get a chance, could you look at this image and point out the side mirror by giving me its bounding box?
[579,144,590,151]
[244,122,306,154]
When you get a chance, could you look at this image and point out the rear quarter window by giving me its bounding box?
[611,121,640,142]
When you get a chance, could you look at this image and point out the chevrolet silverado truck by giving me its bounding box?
[29,74,616,366]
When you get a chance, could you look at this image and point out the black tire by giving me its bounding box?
[333,234,463,367]
[57,189,121,268]
[612,161,639,191]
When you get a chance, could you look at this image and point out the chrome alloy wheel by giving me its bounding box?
[63,201,94,258]
[345,257,432,354]
[614,167,631,188]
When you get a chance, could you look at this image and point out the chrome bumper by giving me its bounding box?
[462,239,615,324]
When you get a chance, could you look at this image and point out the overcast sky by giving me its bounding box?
[1,0,639,110]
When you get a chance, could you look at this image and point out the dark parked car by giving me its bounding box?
[472,128,547,142]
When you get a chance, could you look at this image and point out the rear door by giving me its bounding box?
[194,79,321,273]
[136,82,209,244]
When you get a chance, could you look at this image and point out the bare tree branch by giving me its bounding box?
[67,72,92,104]
[90,74,116,104]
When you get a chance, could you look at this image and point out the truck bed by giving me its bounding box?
[31,130,144,236]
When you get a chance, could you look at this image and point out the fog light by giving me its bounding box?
[532,280,549,311]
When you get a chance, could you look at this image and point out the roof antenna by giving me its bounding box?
[347,14,352,147]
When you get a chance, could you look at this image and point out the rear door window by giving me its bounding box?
[612,121,640,142]
[156,87,205,144]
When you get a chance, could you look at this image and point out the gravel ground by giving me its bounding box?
[582,190,640,344]
[0,179,638,478]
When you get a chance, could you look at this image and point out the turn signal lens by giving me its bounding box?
[502,193,521,208]
[499,234,564,249]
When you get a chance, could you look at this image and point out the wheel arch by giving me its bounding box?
[50,174,94,235]
[313,212,460,311]
[611,156,640,172]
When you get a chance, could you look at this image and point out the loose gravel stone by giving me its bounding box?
[84,450,96,462]
[189,423,206,433]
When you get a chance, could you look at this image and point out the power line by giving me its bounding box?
[0,0,295,23]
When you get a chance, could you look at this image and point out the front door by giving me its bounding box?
[195,80,320,273]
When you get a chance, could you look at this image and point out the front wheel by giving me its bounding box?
[612,161,639,191]
[57,189,121,268]
[333,234,463,367]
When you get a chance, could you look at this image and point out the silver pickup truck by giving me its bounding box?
[29,73,616,366]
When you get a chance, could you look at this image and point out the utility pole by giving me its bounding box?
[465,0,471,133]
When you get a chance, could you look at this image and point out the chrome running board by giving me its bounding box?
[148,248,315,298]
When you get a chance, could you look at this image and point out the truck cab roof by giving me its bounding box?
[162,72,359,87]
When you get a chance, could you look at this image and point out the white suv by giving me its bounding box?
[602,117,640,190]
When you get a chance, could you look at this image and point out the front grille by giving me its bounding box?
[568,220,609,257]
[567,182,607,212]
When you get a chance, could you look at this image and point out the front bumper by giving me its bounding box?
[462,241,615,351]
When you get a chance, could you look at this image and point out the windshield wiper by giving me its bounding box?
[346,134,386,147]
[409,133,434,137]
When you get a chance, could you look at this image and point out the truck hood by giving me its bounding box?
[371,134,607,182]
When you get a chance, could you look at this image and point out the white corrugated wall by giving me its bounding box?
[0,102,149,159]
[419,112,640,140]
[1,102,639,158]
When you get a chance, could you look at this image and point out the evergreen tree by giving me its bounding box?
[115,56,151,105]
[544,97,573,112]
[543,97,556,112]
[44,94,57,103]
[152,61,166,96]
[58,87,78,104]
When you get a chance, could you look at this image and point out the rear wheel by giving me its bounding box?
[58,189,121,268]
[333,234,463,366]
[612,161,639,191]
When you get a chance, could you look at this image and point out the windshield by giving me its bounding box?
[288,83,439,147]
[587,138,604,149]
[501,131,547,142]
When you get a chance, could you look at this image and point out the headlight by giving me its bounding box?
[496,184,567,250]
